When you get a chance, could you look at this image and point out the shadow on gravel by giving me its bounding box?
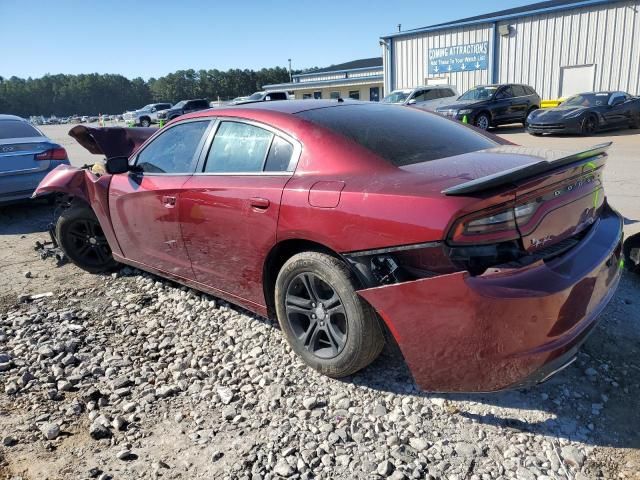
[344,273,640,450]
[0,200,55,235]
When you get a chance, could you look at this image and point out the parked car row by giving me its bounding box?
[382,82,640,136]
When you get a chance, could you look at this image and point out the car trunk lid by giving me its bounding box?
[0,137,52,175]
[440,142,610,257]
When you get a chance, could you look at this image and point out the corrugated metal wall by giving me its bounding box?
[388,0,640,97]
[391,25,493,92]
[497,0,640,97]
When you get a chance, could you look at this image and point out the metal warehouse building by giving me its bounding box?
[381,0,640,99]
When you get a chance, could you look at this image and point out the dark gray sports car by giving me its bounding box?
[527,91,640,136]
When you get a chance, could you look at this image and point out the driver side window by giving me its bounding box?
[136,121,210,174]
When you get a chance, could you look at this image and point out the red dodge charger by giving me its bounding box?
[35,100,623,392]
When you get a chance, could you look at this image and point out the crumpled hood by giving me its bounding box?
[530,106,588,121]
[68,125,155,159]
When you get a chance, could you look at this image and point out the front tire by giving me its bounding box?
[474,112,491,130]
[580,114,598,135]
[274,252,384,378]
[140,117,151,127]
[56,203,118,273]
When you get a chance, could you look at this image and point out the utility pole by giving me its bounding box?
[397,24,401,32]
[288,59,292,82]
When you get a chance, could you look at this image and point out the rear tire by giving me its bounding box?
[274,251,384,378]
[474,112,491,130]
[56,203,118,273]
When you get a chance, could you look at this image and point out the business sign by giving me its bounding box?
[428,41,489,74]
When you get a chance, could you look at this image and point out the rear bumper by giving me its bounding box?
[0,161,69,204]
[358,205,623,392]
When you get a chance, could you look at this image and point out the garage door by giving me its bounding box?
[560,65,595,98]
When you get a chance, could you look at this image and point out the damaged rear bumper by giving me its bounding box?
[358,206,623,392]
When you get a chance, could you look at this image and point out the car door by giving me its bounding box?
[109,119,213,277]
[492,86,515,123]
[180,119,300,308]
[418,88,442,111]
[510,85,530,121]
[603,92,629,126]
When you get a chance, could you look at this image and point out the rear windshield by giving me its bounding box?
[0,120,42,140]
[297,104,497,166]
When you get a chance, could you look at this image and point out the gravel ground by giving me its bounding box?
[1,125,639,479]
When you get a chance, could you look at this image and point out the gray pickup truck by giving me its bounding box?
[123,103,172,127]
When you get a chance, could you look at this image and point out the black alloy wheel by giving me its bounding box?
[274,251,384,378]
[56,204,118,273]
[580,114,598,135]
[285,272,348,359]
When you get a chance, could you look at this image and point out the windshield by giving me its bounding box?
[562,93,611,107]
[173,101,186,109]
[247,92,265,101]
[458,86,498,101]
[382,91,410,104]
[140,104,153,111]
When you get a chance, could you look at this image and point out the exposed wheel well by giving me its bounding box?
[262,239,342,319]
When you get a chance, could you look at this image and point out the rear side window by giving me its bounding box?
[512,85,527,97]
[205,122,273,173]
[298,104,497,166]
[264,136,294,172]
[0,120,42,139]
[439,89,455,98]
[136,120,209,173]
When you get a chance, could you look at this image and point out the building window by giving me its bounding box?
[348,90,360,100]
[302,93,312,99]
[330,91,340,99]
[313,91,322,99]
[369,87,380,102]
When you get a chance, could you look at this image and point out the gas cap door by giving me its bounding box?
[308,181,345,208]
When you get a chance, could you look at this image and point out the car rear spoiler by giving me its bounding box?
[68,125,156,159]
[442,142,612,196]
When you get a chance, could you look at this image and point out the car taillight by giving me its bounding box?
[449,202,539,244]
[35,147,68,161]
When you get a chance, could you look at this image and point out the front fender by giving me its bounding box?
[33,165,123,257]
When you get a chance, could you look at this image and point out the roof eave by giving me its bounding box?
[380,0,617,40]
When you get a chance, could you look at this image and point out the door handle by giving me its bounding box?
[162,195,176,208]
[250,197,270,210]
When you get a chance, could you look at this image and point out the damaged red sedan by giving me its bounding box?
[34,100,623,392]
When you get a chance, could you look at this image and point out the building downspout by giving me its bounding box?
[489,22,499,84]
[382,38,394,95]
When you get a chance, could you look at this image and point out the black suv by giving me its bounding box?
[436,84,540,130]
[159,99,210,121]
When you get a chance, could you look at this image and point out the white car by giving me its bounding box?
[382,85,459,111]
[122,103,173,127]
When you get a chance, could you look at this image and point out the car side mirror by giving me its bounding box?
[407,99,417,105]
[105,156,130,174]
[150,107,156,112]
[265,95,271,101]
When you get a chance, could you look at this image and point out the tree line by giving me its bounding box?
[0,67,298,117]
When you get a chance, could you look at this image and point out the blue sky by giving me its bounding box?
[0,0,533,79]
